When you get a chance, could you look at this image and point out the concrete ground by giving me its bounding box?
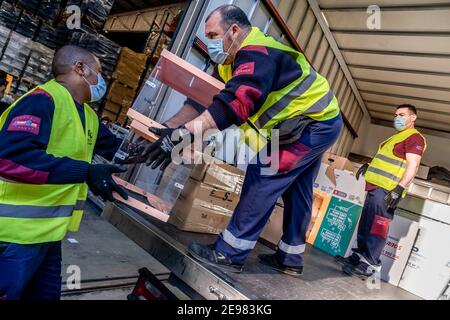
[61,202,170,300]
[62,202,420,300]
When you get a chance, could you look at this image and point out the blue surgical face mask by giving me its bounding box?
[207,28,235,65]
[83,65,107,102]
[394,116,408,131]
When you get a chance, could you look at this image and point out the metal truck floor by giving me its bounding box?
[61,202,172,300]
[102,202,420,300]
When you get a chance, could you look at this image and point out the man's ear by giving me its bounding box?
[74,61,85,76]
[231,24,240,36]
[410,114,417,122]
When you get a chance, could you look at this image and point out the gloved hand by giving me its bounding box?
[384,184,404,209]
[356,163,369,180]
[116,137,149,165]
[143,126,194,171]
[86,164,129,202]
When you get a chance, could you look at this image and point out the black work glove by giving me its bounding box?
[143,126,194,171]
[356,163,369,180]
[116,137,149,165]
[384,184,404,209]
[86,164,129,202]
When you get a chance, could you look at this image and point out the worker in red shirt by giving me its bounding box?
[335,104,426,278]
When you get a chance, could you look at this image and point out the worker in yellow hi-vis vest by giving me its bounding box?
[127,5,343,276]
[0,45,128,300]
[335,104,426,279]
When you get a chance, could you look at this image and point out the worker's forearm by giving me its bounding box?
[399,163,419,188]
[184,110,218,135]
[164,104,201,128]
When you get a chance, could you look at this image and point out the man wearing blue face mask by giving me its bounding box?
[0,45,128,300]
[145,5,343,276]
[335,104,426,278]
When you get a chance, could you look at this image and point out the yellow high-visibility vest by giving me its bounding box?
[0,79,99,244]
[217,27,340,152]
[365,128,427,193]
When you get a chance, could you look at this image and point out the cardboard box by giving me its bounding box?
[379,215,419,286]
[181,178,240,211]
[169,197,233,234]
[190,162,245,193]
[260,205,284,246]
[260,191,327,247]
[308,195,363,257]
[314,166,367,206]
[398,211,450,300]
[322,152,355,186]
[114,47,147,89]
[309,158,367,257]
[104,100,122,114]
[107,81,135,107]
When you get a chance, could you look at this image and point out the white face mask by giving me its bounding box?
[393,115,410,132]
[207,27,237,65]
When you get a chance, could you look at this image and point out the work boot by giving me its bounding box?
[187,242,243,273]
[342,261,381,279]
[258,254,303,277]
[334,253,360,267]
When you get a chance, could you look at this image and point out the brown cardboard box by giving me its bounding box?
[101,109,119,122]
[322,152,354,186]
[259,205,284,246]
[114,47,147,89]
[107,82,135,107]
[181,178,240,211]
[190,162,245,193]
[260,191,327,247]
[169,197,233,234]
[104,100,122,114]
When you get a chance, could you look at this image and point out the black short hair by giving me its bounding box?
[206,5,251,30]
[52,45,97,77]
[397,104,417,115]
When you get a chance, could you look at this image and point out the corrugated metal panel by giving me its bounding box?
[275,0,368,157]
[323,8,450,32]
[318,0,450,8]
[316,0,450,137]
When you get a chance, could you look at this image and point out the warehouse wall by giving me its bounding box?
[352,123,450,169]
[274,0,366,158]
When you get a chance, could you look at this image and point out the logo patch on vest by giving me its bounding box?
[8,115,41,135]
[87,129,94,146]
[233,62,255,77]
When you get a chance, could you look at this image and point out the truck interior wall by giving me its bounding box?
[352,122,450,169]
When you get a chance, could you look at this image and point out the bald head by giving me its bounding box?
[52,45,103,104]
[52,45,97,77]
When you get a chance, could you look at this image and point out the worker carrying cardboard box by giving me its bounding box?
[138,5,343,276]
[335,104,427,279]
[0,45,128,300]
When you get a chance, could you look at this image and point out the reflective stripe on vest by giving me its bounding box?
[217,27,340,152]
[0,204,74,218]
[0,80,99,244]
[74,200,87,211]
[366,167,401,183]
[365,128,427,192]
[374,154,407,168]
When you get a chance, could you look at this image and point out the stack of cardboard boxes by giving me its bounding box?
[169,162,245,234]
[260,152,367,256]
[102,47,147,125]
